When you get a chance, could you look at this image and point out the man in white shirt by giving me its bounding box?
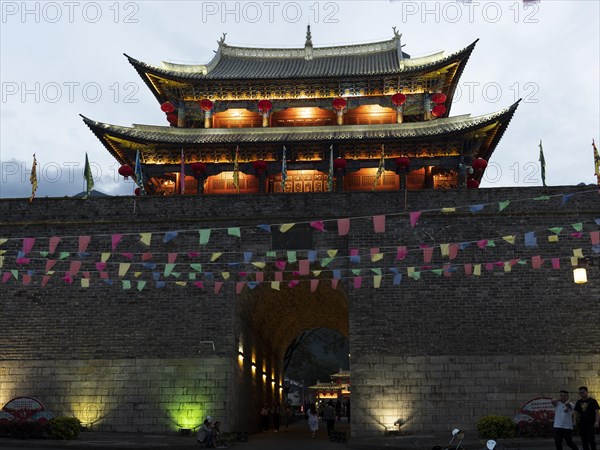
[552,390,580,450]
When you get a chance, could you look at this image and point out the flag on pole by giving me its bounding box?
[593,139,600,188]
[83,152,94,199]
[327,145,334,192]
[180,148,185,195]
[372,144,386,190]
[134,150,146,195]
[281,146,288,191]
[538,139,546,187]
[233,146,240,193]
[29,154,38,204]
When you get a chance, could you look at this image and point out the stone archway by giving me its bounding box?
[231,280,348,432]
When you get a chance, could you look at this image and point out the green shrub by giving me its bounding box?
[48,417,81,440]
[477,415,516,439]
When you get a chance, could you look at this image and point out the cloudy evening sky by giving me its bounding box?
[1,0,598,198]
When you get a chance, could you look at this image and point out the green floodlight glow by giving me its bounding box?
[167,402,205,430]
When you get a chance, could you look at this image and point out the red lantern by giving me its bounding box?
[333,158,347,171]
[166,113,178,125]
[431,104,447,117]
[134,187,141,196]
[257,100,273,113]
[471,157,488,171]
[332,98,347,111]
[199,99,213,112]
[253,160,268,174]
[467,179,480,189]
[191,162,207,175]
[118,165,134,179]
[395,157,410,169]
[391,93,406,106]
[160,102,175,113]
[431,93,447,104]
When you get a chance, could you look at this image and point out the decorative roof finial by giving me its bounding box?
[392,26,401,38]
[305,24,313,48]
[218,32,227,45]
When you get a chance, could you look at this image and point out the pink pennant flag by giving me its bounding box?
[187,251,200,257]
[531,256,543,269]
[141,253,153,261]
[49,236,61,254]
[409,211,421,227]
[292,271,300,277]
[337,218,350,236]
[111,234,123,252]
[551,258,560,269]
[42,275,51,287]
[477,240,488,249]
[350,248,359,257]
[331,279,339,289]
[95,262,107,271]
[22,274,32,285]
[99,272,109,279]
[22,237,35,254]
[82,271,91,279]
[69,261,82,276]
[16,257,30,265]
[310,221,325,232]
[275,260,286,271]
[214,281,223,294]
[121,253,134,260]
[194,281,204,289]
[168,253,178,264]
[422,247,433,263]
[288,280,299,288]
[62,273,73,284]
[485,262,494,271]
[298,260,310,276]
[78,236,91,253]
[235,281,244,294]
[464,264,473,275]
[448,244,459,260]
[353,276,362,289]
[310,279,319,292]
[443,264,452,277]
[396,246,408,260]
[45,260,57,273]
[370,248,380,256]
[591,231,600,246]
[239,271,247,278]
[2,272,12,283]
[275,272,283,282]
[571,232,584,238]
[373,215,385,233]
[255,272,264,282]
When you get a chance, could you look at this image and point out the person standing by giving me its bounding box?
[323,400,336,436]
[260,404,270,432]
[575,386,600,450]
[552,390,580,450]
[307,403,319,438]
[272,401,281,433]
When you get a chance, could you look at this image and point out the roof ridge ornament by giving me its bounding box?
[304,24,314,60]
[218,32,227,46]
[393,27,406,69]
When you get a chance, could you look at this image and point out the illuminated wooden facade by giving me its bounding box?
[84,28,518,195]
[309,370,350,401]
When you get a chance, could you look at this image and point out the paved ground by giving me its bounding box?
[0,420,560,450]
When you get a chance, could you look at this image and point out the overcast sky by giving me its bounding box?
[1,0,598,198]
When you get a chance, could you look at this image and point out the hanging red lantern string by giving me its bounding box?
[431,104,447,117]
[467,179,480,189]
[431,93,447,104]
[471,157,488,172]
[333,158,347,171]
[391,93,406,106]
[118,165,134,179]
[199,99,213,112]
[332,98,347,111]
[160,102,175,113]
[252,160,268,175]
[191,162,207,175]
[166,113,178,125]
[395,157,410,170]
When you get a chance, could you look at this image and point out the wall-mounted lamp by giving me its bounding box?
[573,255,599,284]
[448,428,464,448]
[251,362,257,373]
[487,440,497,449]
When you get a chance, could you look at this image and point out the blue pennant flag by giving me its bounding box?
[243,252,253,263]
[469,204,485,213]
[524,232,538,248]
[164,231,178,243]
[257,224,271,232]
[307,250,317,263]
[156,281,165,288]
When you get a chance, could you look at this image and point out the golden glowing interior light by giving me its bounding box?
[573,267,587,284]
[251,362,257,373]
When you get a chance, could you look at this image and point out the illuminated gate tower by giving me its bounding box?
[83,27,518,194]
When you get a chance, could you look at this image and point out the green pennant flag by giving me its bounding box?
[199,229,211,245]
[122,280,131,290]
[571,223,583,232]
[548,227,563,235]
[227,227,241,238]
[499,200,510,211]
[137,280,146,291]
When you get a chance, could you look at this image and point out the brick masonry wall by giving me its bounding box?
[0,186,598,436]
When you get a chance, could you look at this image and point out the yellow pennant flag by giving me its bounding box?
[440,243,450,257]
[548,235,559,243]
[373,275,382,288]
[271,281,280,291]
[441,208,456,214]
[221,272,230,280]
[572,248,584,258]
[502,235,516,245]
[101,252,111,262]
[312,270,322,277]
[81,279,90,288]
[175,281,187,287]
[118,263,131,277]
[252,262,266,269]
[473,264,481,276]
[134,272,142,278]
[327,250,338,258]
[139,233,152,246]
[279,223,295,233]
[371,253,384,262]
[0,238,7,246]
[504,262,512,273]
[211,252,222,262]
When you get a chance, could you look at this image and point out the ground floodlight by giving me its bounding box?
[487,440,497,449]
[448,428,464,448]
